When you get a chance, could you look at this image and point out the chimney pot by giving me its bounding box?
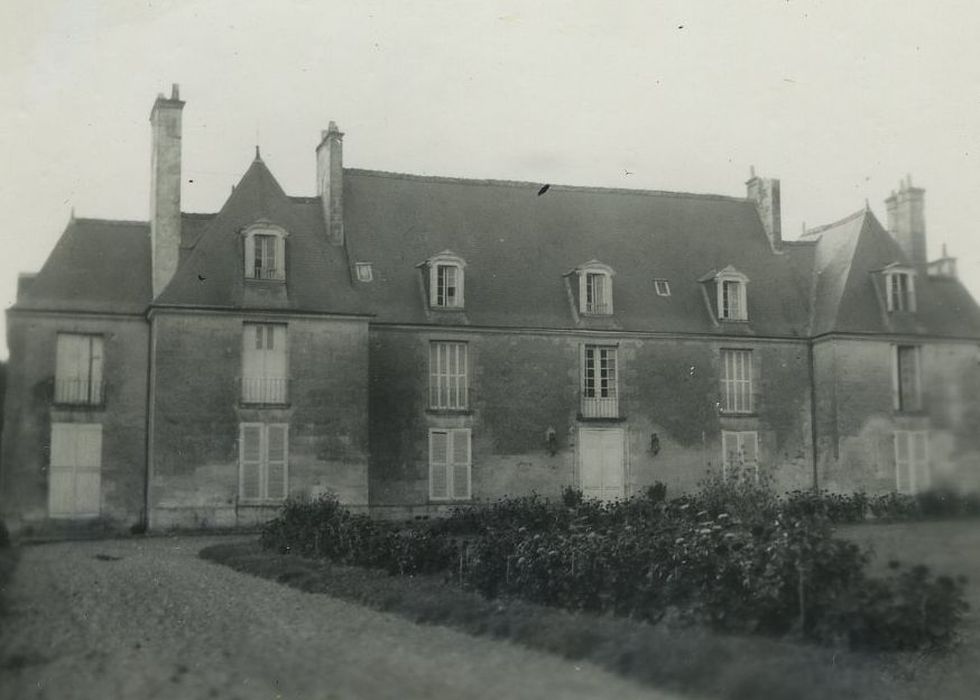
[171,83,180,100]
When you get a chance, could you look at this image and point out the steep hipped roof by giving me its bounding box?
[154,157,366,315]
[344,170,811,336]
[13,217,152,314]
[802,209,980,338]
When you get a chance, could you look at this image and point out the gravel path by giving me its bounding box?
[0,536,672,700]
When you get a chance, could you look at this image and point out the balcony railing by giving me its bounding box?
[584,301,611,315]
[241,377,289,405]
[581,395,619,418]
[248,267,285,281]
[54,378,104,406]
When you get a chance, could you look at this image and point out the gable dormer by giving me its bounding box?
[700,265,750,322]
[419,251,466,309]
[570,260,615,316]
[242,221,288,282]
[881,262,916,313]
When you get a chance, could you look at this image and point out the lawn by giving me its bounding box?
[203,517,980,700]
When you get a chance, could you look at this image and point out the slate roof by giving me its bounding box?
[801,209,980,338]
[13,155,980,341]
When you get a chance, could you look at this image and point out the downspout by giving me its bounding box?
[807,339,819,491]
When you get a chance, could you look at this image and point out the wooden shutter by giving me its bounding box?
[911,432,929,492]
[266,424,288,500]
[240,424,263,500]
[450,429,471,500]
[49,423,76,516]
[49,423,101,517]
[721,431,737,475]
[429,430,450,499]
[742,431,759,478]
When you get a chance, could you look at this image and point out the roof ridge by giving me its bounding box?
[801,208,866,237]
[345,168,750,204]
[73,217,148,227]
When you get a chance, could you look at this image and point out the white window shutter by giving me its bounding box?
[743,432,759,474]
[890,345,900,411]
[605,274,613,314]
[429,430,450,499]
[451,430,471,500]
[244,235,256,278]
[908,274,917,312]
[721,431,737,474]
[266,424,288,500]
[895,431,910,493]
[240,424,263,499]
[912,432,929,491]
[578,272,587,314]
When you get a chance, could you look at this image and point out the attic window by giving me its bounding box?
[243,223,288,282]
[355,262,374,282]
[703,266,749,322]
[574,261,615,316]
[885,269,916,312]
[654,279,671,297]
[420,251,466,309]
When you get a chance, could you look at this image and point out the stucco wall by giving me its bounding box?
[0,312,149,534]
[148,311,370,529]
[815,337,980,492]
[368,327,814,511]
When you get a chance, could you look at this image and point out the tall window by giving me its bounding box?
[582,345,618,418]
[894,345,922,412]
[721,349,753,413]
[242,324,288,404]
[721,280,746,320]
[48,423,102,517]
[886,271,915,312]
[429,428,471,501]
[435,264,461,307]
[895,430,929,494]
[243,225,287,281]
[721,430,759,480]
[429,341,468,409]
[239,423,288,502]
[55,333,104,405]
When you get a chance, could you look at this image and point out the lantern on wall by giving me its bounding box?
[545,426,558,456]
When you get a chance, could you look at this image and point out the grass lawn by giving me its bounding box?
[203,520,980,700]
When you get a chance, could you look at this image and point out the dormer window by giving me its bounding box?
[243,223,287,282]
[574,261,614,316]
[420,251,466,309]
[884,267,916,312]
[703,266,749,321]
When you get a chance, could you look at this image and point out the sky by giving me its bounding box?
[1,0,979,358]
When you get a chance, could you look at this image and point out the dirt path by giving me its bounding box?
[0,536,670,700]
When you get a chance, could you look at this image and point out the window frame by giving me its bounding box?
[885,269,916,312]
[892,344,922,412]
[575,262,615,316]
[54,332,105,406]
[428,428,472,501]
[241,323,289,405]
[581,344,619,418]
[654,279,671,297]
[894,430,929,494]
[423,252,466,309]
[242,223,288,282]
[720,348,753,414]
[428,341,469,410]
[721,430,759,481]
[355,262,374,282]
[239,422,289,503]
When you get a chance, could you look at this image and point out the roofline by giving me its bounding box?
[146,303,375,320]
[71,217,149,227]
[811,330,980,344]
[344,167,751,204]
[801,208,867,238]
[7,306,147,320]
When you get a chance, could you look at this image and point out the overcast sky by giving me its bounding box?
[1,0,979,358]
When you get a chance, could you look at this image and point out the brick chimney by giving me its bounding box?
[746,166,782,251]
[885,175,926,266]
[149,84,184,297]
[316,122,344,246]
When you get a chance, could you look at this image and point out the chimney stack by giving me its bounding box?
[746,166,782,251]
[884,175,926,266]
[149,83,184,297]
[316,122,344,246]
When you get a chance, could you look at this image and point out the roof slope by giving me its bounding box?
[344,170,812,336]
[154,157,366,315]
[13,218,152,314]
[803,209,980,338]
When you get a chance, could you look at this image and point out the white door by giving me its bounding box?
[579,428,625,502]
[49,423,102,517]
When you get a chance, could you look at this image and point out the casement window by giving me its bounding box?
[429,428,471,501]
[429,341,468,410]
[895,430,929,494]
[721,430,759,480]
[54,333,104,405]
[892,345,922,412]
[582,345,618,418]
[422,252,466,309]
[48,423,102,517]
[720,349,753,413]
[720,280,747,321]
[355,262,374,282]
[584,272,612,314]
[239,423,289,502]
[242,323,288,404]
[885,271,916,312]
[243,224,287,281]
[654,279,671,297]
